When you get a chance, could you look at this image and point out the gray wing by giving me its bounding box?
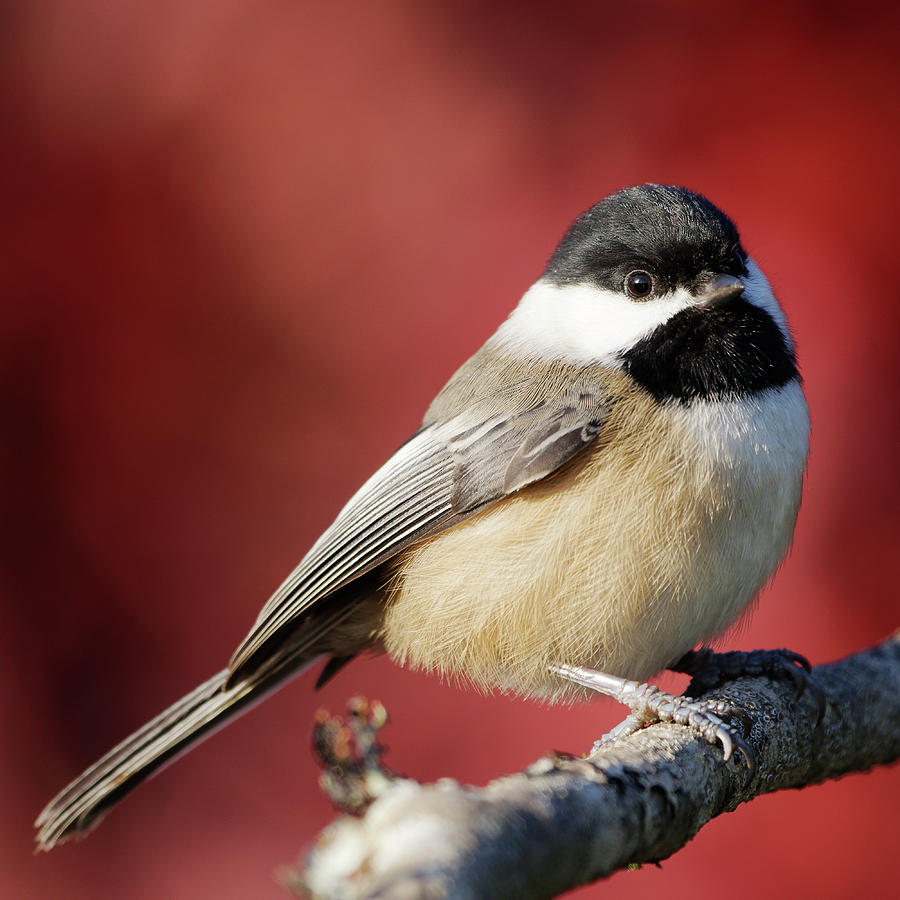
[227,350,612,678]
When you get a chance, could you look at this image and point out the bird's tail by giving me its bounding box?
[35,642,321,851]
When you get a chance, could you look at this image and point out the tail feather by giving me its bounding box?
[35,671,227,830]
[35,647,321,850]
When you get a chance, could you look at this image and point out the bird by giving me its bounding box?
[36,183,811,850]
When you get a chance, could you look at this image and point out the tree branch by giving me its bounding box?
[290,633,900,899]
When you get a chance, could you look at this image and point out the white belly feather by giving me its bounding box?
[382,381,809,701]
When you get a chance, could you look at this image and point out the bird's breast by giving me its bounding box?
[381,379,809,701]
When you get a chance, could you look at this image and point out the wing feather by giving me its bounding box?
[228,353,613,679]
[228,432,457,674]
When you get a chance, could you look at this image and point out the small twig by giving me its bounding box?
[311,697,400,816]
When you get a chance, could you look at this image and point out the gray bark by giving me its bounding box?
[294,633,900,899]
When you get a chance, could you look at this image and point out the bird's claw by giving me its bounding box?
[553,664,755,778]
[673,648,826,725]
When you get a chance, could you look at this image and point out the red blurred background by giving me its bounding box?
[3,1,898,897]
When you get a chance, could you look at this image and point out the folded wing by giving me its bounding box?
[228,362,610,680]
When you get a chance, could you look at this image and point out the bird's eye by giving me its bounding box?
[625,271,654,299]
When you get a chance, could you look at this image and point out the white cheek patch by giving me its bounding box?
[742,257,794,351]
[495,279,696,366]
[496,260,794,366]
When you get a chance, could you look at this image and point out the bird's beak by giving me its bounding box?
[697,274,746,307]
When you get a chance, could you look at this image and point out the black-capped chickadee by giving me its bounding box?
[36,184,810,850]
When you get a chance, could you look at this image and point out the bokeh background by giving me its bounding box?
[3,1,899,897]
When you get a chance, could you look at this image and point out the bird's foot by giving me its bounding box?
[671,647,826,724]
[550,664,755,776]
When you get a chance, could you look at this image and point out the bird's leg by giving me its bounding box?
[552,648,827,775]
[671,647,826,723]
[549,664,755,773]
